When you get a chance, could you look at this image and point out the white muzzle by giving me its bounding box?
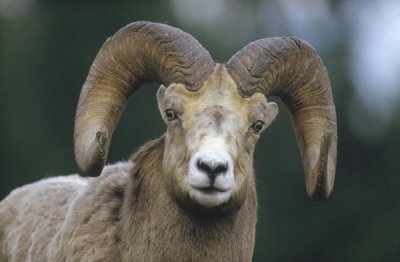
[187,137,235,207]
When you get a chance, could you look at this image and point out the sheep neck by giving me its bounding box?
[119,136,258,261]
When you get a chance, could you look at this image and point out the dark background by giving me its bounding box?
[1,0,399,260]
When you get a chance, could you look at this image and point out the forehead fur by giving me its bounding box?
[164,64,267,116]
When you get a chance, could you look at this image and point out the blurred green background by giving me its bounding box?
[1,0,399,260]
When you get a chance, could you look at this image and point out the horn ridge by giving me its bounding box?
[226,37,337,200]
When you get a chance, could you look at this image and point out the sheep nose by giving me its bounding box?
[196,159,228,180]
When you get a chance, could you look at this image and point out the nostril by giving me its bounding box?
[197,159,212,175]
[213,161,228,174]
[196,159,228,179]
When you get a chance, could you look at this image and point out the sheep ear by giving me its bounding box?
[157,85,168,122]
[157,84,167,109]
[157,84,167,102]
[264,102,278,127]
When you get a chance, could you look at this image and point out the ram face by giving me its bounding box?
[158,66,278,209]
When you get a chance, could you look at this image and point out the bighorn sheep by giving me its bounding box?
[0,21,337,261]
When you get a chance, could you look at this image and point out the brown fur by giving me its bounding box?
[0,136,257,261]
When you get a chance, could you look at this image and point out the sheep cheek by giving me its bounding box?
[163,129,191,204]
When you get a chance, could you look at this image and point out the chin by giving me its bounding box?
[172,189,245,219]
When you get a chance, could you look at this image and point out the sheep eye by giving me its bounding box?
[165,109,177,121]
[251,120,264,133]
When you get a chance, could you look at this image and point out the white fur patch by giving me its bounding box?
[187,136,235,207]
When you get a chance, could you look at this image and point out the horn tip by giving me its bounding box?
[76,130,109,177]
[307,131,335,201]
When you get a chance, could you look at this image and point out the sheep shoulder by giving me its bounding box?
[0,159,133,261]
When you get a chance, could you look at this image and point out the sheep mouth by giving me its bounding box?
[189,186,231,207]
[192,186,229,194]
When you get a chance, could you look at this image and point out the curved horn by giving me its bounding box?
[226,37,337,200]
[74,21,214,176]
